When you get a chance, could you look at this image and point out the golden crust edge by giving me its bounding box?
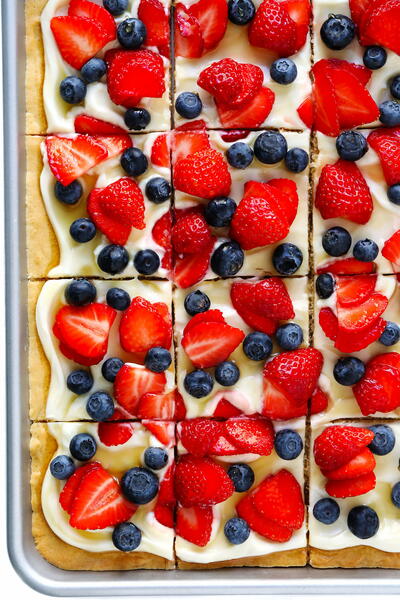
[177,548,307,569]
[28,281,49,421]
[310,546,400,569]
[25,0,47,134]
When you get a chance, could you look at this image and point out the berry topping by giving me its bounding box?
[210,241,244,277]
[368,127,400,186]
[106,288,130,312]
[334,356,365,386]
[175,92,203,119]
[336,130,368,162]
[322,227,352,257]
[176,505,213,546]
[316,273,335,299]
[353,239,379,262]
[227,463,255,492]
[67,369,94,395]
[379,101,400,127]
[204,196,237,227]
[174,147,231,199]
[380,322,400,346]
[274,429,303,460]
[285,147,309,172]
[320,14,355,50]
[248,0,299,57]
[368,424,395,455]
[276,323,303,351]
[314,425,375,472]
[69,433,97,461]
[50,455,76,480]
[243,331,273,361]
[226,142,254,169]
[81,57,107,83]
[254,131,287,164]
[133,249,160,275]
[119,296,171,355]
[117,18,146,49]
[114,363,166,415]
[98,410,134,447]
[228,0,255,25]
[184,369,214,398]
[174,454,234,507]
[112,522,142,551]
[184,290,211,316]
[45,135,108,186]
[273,243,303,275]
[144,347,172,373]
[313,498,340,524]
[363,46,387,70]
[143,447,169,470]
[60,76,86,104]
[86,391,114,421]
[347,506,379,539]
[224,517,250,544]
[353,352,400,415]
[121,466,159,504]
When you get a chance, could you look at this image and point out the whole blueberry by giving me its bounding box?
[353,239,379,261]
[254,131,287,164]
[243,331,272,361]
[215,361,240,386]
[121,467,159,504]
[134,249,160,274]
[175,92,203,119]
[320,14,355,50]
[50,455,76,480]
[316,273,335,299]
[368,424,395,456]
[204,196,237,227]
[363,46,387,70]
[144,447,169,470]
[70,218,96,243]
[392,482,400,508]
[65,278,96,306]
[81,58,107,83]
[145,347,172,373]
[184,369,214,398]
[227,463,255,492]
[103,0,128,15]
[86,391,115,421]
[322,226,352,257]
[145,177,171,204]
[379,321,400,346]
[55,180,83,205]
[313,498,340,525]
[347,506,379,539]
[379,100,400,126]
[270,58,297,84]
[226,142,254,169]
[388,184,400,205]
[228,0,255,25]
[390,75,400,100]
[117,18,146,49]
[336,131,368,162]
[106,287,131,311]
[102,357,124,382]
[333,356,365,386]
[272,243,303,275]
[98,244,129,275]
[224,517,250,545]
[67,369,94,395]
[112,522,142,551]
[211,241,244,277]
[69,433,97,461]
[121,147,148,176]
[285,148,309,172]
[59,76,86,104]
[276,323,303,351]
[124,107,151,130]
[275,429,303,460]
[184,290,211,316]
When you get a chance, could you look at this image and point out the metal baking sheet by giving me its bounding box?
[4,0,400,595]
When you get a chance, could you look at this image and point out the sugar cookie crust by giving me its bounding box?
[25,0,47,134]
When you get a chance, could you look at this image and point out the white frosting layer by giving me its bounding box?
[41,0,171,132]
[36,279,175,420]
[41,421,175,558]
[174,277,310,417]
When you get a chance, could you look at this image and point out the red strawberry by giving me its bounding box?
[360,0,400,54]
[297,95,314,129]
[189,0,228,52]
[176,505,213,546]
[322,448,376,480]
[114,363,166,415]
[174,455,234,507]
[68,0,116,39]
[267,179,299,225]
[209,432,241,455]
[353,358,400,415]
[74,115,126,135]
[248,0,298,57]
[174,3,204,58]
[382,229,400,267]
[368,128,400,186]
[337,293,388,332]
[313,425,375,471]
[59,462,101,514]
[182,321,245,368]
[138,0,169,46]
[154,504,174,528]
[119,297,172,354]
[231,278,295,323]
[151,133,170,168]
[252,470,304,529]
[198,59,263,108]
[283,0,311,51]
[224,418,275,455]
[152,211,172,251]
[220,130,248,142]
[311,62,340,137]
[171,212,212,255]
[179,419,223,456]
[216,86,275,129]
[137,391,177,420]
[328,58,372,87]
[173,238,215,288]
[212,398,243,418]
[95,135,132,159]
[173,148,231,199]
[325,472,376,498]
[172,129,210,163]
[349,0,370,29]
[336,275,377,307]
[98,410,135,447]
[45,135,107,186]
[315,159,373,224]
[319,307,386,353]
[53,303,116,365]
[183,309,225,335]
[236,494,293,542]
[262,376,308,420]
[317,257,376,275]
[154,463,176,528]
[143,420,174,446]
[310,386,329,415]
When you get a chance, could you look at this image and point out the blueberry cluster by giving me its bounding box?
[321,226,379,262]
[314,498,381,541]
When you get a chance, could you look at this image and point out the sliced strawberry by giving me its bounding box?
[223,418,274,456]
[179,419,223,456]
[328,58,372,87]
[336,275,377,307]
[262,375,308,420]
[98,410,135,447]
[114,363,166,415]
[137,391,176,420]
[370,352,400,370]
[361,0,400,54]
[297,95,314,129]
[313,425,375,471]
[138,0,169,46]
[176,505,213,546]
[325,472,376,498]
[382,229,400,268]
[173,238,214,288]
[283,0,311,51]
[45,135,107,186]
[252,469,304,529]
[154,504,174,528]
[86,188,130,245]
[310,386,329,415]
[173,147,231,199]
[248,0,298,57]
[182,321,245,368]
[231,278,295,322]
[74,115,126,135]
[119,296,172,354]
[208,433,242,455]
[59,462,102,514]
[317,257,376,275]
[151,133,170,168]
[319,307,386,352]
[350,0,370,29]
[311,61,340,137]
[322,448,376,480]
[143,420,173,446]
[212,398,243,418]
[183,309,226,336]
[95,135,132,159]
[174,455,234,507]
[216,86,275,129]
[152,211,172,252]
[236,494,293,542]
[158,463,176,505]
[171,211,213,255]
[172,129,210,163]
[353,362,400,415]
[189,0,228,52]
[68,0,116,39]
[174,3,204,58]
[267,179,299,226]
[337,293,388,332]
[368,128,400,186]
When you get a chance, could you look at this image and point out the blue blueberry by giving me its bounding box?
[81,58,107,83]
[69,433,97,461]
[353,238,379,261]
[175,92,203,119]
[86,391,115,421]
[313,498,340,524]
[184,369,214,398]
[50,455,76,480]
[347,506,379,539]
[379,100,400,126]
[184,290,211,316]
[133,249,160,274]
[336,131,368,162]
[102,357,124,382]
[368,424,395,456]
[103,0,128,15]
[215,361,240,386]
[145,347,172,373]
[322,226,352,257]
[112,522,142,551]
[121,147,148,176]
[117,18,146,49]
[363,46,387,70]
[67,369,94,395]
[390,75,400,100]
[226,142,254,169]
[316,273,335,299]
[379,321,400,346]
[55,180,83,205]
[224,517,250,545]
[243,332,272,361]
[106,287,131,311]
[227,463,255,492]
[70,218,96,243]
[145,177,171,204]
[333,356,365,386]
[124,107,151,130]
[254,131,287,164]
[211,241,244,277]
[275,429,303,460]
[98,244,129,275]
[388,184,400,205]
[391,482,400,508]
[228,0,255,25]
[270,58,297,84]
[121,467,159,504]
[276,323,303,351]
[144,447,169,470]
[320,14,355,50]
[65,278,96,306]
[204,196,237,227]
[59,76,86,104]
[285,148,309,172]
[272,243,303,275]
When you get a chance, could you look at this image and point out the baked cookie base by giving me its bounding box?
[25,0,47,134]
[29,281,50,421]
[310,546,400,569]
[177,548,307,570]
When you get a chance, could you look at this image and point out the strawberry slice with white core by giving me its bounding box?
[176,505,213,546]
[181,320,244,368]
[45,135,108,186]
[119,296,172,354]
[114,363,166,416]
